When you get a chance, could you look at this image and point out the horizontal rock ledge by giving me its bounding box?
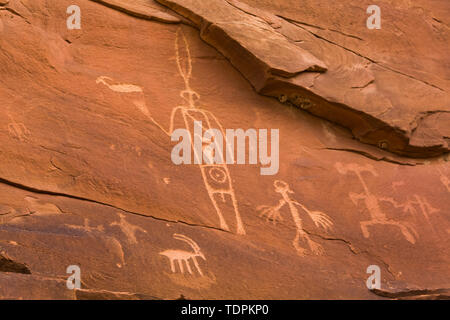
[155,0,450,158]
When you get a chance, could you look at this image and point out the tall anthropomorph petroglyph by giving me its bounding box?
[96,29,246,235]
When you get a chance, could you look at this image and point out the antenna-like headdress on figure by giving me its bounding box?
[175,29,200,108]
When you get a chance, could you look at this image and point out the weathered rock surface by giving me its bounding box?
[90,0,182,23]
[156,0,450,157]
[0,0,449,299]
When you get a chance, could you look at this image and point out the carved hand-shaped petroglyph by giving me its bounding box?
[304,208,334,231]
[96,29,246,235]
[160,234,206,276]
[7,118,31,142]
[335,162,418,244]
[110,212,147,244]
[258,180,333,256]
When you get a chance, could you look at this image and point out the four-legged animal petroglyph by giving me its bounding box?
[335,163,418,244]
[96,29,246,235]
[7,116,31,142]
[160,234,206,276]
[110,212,147,244]
[96,76,144,93]
[257,180,333,256]
[91,26,446,277]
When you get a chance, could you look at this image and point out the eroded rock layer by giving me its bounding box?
[156,0,450,157]
[0,0,449,299]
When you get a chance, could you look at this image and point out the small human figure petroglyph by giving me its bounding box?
[66,218,125,267]
[257,180,333,256]
[66,218,104,233]
[159,234,206,276]
[96,29,246,235]
[110,212,147,244]
[335,163,418,244]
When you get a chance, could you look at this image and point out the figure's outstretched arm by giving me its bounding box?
[257,199,286,224]
[292,201,333,231]
[147,106,183,137]
[379,197,401,207]
[379,197,418,215]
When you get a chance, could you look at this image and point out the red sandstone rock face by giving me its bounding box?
[157,0,450,157]
[91,0,182,23]
[0,0,449,299]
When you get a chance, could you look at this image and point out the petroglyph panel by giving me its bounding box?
[160,234,206,276]
[96,29,246,235]
[258,180,333,256]
[110,212,147,244]
[335,163,418,244]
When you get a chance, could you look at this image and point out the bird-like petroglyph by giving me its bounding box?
[110,212,147,244]
[335,163,418,244]
[160,234,206,276]
[96,76,144,93]
[96,29,246,235]
[258,180,333,256]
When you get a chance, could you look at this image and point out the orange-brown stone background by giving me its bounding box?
[0,0,448,299]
